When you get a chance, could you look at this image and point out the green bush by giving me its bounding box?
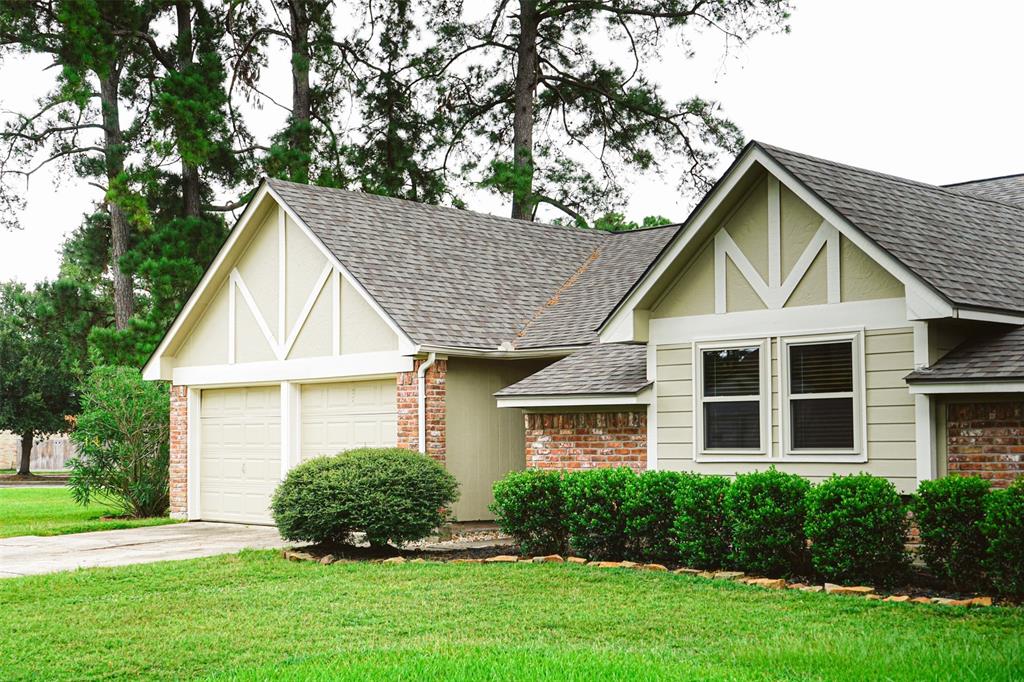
[805,474,909,586]
[724,468,810,577]
[913,476,990,590]
[271,448,459,547]
[562,467,637,560]
[69,366,170,518]
[982,479,1024,597]
[490,470,567,556]
[673,474,732,569]
[622,471,683,564]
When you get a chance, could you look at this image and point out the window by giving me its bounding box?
[782,334,863,457]
[695,339,768,456]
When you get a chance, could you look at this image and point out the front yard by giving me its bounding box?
[1,550,1021,681]
[0,487,177,538]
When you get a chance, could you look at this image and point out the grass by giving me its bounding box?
[1,551,1021,681]
[0,487,178,538]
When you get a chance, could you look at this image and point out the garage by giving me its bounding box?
[199,385,281,524]
[300,379,397,461]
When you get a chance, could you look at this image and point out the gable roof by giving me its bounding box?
[494,343,649,396]
[945,174,1024,207]
[906,325,1024,383]
[268,178,679,350]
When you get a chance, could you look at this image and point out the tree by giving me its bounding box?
[0,283,80,476]
[442,0,791,224]
[592,212,672,232]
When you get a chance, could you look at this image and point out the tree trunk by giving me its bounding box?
[17,429,32,476]
[510,0,539,221]
[176,0,202,217]
[288,0,312,183]
[98,72,135,329]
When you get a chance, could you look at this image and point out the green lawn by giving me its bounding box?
[1,552,1021,681]
[0,487,177,538]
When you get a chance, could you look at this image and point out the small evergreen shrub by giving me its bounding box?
[622,471,683,563]
[490,470,568,556]
[982,479,1024,597]
[562,467,637,560]
[271,448,458,547]
[724,468,810,576]
[913,476,990,590]
[805,474,909,586]
[672,473,732,569]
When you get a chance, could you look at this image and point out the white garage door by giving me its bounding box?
[199,386,280,524]
[300,379,397,461]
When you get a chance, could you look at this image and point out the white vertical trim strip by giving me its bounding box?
[646,342,658,470]
[767,177,781,289]
[278,207,286,344]
[714,232,727,314]
[332,269,341,355]
[912,321,936,484]
[227,277,236,364]
[280,382,293,480]
[826,227,841,304]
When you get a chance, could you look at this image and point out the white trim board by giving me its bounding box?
[495,390,651,409]
[909,381,1024,395]
[172,351,413,386]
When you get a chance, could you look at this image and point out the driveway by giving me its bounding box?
[0,522,287,578]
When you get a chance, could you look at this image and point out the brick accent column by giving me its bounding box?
[947,400,1024,488]
[169,385,189,519]
[396,358,447,462]
[524,411,647,471]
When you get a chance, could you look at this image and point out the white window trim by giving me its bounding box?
[693,337,771,461]
[779,331,868,463]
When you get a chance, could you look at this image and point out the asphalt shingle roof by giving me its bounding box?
[757,143,1024,314]
[269,178,679,349]
[494,343,649,396]
[906,326,1024,383]
[946,175,1024,207]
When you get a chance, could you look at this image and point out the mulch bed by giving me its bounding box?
[0,473,70,485]
[290,541,518,563]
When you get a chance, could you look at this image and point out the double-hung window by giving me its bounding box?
[695,339,769,456]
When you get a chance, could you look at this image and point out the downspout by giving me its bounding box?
[417,352,437,454]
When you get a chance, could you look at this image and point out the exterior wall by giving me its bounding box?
[945,399,1024,488]
[0,432,77,470]
[524,411,648,471]
[396,358,447,461]
[169,385,188,519]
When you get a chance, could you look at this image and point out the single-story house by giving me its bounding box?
[144,141,1024,524]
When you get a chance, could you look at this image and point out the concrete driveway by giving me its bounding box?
[0,522,287,578]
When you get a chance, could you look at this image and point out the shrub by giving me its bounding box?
[982,479,1024,597]
[805,474,909,586]
[69,366,170,518]
[271,448,458,547]
[622,471,683,563]
[490,470,568,556]
[673,474,732,569]
[562,467,637,560]
[724,467,810,576]
[913,476,990,590]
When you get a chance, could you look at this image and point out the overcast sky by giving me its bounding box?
[1,0,1022,285]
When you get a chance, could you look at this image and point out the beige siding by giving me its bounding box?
[656,327,917,492]
[840,236,904,301]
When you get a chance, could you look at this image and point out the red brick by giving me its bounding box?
[523,411,647,472]
[395,358,446,463]
[169,385,188,517]
[947,401,1024,488]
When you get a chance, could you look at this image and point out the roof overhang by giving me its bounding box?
[495,386,652,409]
[908,380,1024,395]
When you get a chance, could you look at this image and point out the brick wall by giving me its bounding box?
[169,385,188,518]
[947,400,1024,488]
[524,411,647,471]
[396,358,447,462]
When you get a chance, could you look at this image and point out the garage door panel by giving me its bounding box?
[300,379,397,461]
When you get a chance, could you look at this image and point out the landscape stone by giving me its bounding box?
[318,554,335,565]
[910,597,932,604]
[969,596,993,607]
[382,556,406,564]
[824,583,875,596]
[799,586,824,593]
[450,558,483,564]
[484,555,519,563]
[673,568,701,575]
[619,561,640,569]
[884,595,911,603]
[590,561,624,568]
[532,555,565,563]
[747,578,786,589]
[713,571,745,581]
[643,564,669,572]
[566,557,588,564]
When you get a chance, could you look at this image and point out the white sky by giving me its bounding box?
[1,0,1022,285]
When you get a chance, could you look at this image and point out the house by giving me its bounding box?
[144,142,1024,525]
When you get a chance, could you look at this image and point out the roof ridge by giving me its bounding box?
[943,172,1024,188]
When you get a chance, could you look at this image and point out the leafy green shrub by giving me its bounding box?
[913,476,990,590]
[622,471,683,563]
[271,448,459,547]
[490,470,567,556]
[69,366,170,518]
[982,479,1024,597]
[673,473,732,569]
[562,467,637,560]
[724,467,810,576]
[805,474,909,586]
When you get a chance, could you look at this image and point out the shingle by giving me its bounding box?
[945,175,1024,207]
[494,343,649,396]
[906,326,1024,383]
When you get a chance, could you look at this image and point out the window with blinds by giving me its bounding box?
[701,346,762,451]
[786,340,856,451]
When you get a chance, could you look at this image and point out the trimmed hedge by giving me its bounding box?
[622,471,683,563]
[724,468,810,577]
[562,467,637,560]
[913,475,990,590]
[982,479,1024,597]
[805,474,909,586]
[490,470,567,556]
[673,474,732,569]
[271,448,458,547]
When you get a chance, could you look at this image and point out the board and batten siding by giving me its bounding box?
[655,327,917,492]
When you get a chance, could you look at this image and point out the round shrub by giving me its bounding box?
[490,470,567,556]
[562,467,637,560]
[622,471,683,564]
[982,478,1024,597]
[805,474,909,586]
[673,473,732,569]
[913,475,990,590]
[724,467,810,577]
[271,448,459,547]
